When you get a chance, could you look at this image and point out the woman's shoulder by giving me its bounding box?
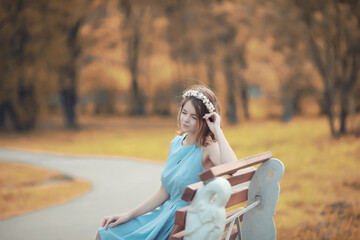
[172,134,184,142]
[170,134,184,148]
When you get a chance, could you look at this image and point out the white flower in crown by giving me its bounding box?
[183,90,215,113]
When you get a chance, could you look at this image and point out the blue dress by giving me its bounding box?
[98,135,205,240]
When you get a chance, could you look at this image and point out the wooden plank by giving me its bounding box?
[169,230,184,240]
[199,151,272,181]
[181,167,255,202]
[181,181,203,202]
[226,187,248,208]
[174,206,189,227]
[222,227,238,240]
[175,186,248,228]
[226,167,256,186]
[170,225,238,240]
[169,225,184,240]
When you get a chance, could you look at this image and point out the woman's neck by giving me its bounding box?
[183,133,196,146]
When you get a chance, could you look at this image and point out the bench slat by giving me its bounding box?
[168,230,184,240]
[174,206,189,226]
[181,181,203,202]
[175,204,246,230]
[227,167,256,186]
[199,151,272,181]
[181,167,256,202]
[174,185,248,228]
[226,187,248,208]
[170,226,239,240]
[222,227,239,240]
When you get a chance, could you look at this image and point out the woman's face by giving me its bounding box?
[180,100,198,135]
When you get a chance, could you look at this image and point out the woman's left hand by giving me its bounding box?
[203,112,221,134]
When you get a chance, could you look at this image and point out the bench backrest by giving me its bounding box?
[169,151,284,240]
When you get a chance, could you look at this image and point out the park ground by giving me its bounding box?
[0,115,359,239]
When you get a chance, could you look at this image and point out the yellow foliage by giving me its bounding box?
[0,162,62,188]
[0,162,91,220]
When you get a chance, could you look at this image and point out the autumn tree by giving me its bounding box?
[164,0,219,116]
[0,0,39,130]
[0,0,101,130]
[259,0,360,135]
[213,1,253,122]
[164,0,253,123]
[293,0,360,136]
[252,1,321,122]
[115,0,155,115]
[47,0,99,127]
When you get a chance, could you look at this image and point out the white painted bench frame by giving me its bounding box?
[169,151,285,240]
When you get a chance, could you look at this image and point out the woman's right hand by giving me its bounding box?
[101,213,131,230]
[100,184,169,231]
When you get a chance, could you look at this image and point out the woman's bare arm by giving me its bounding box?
[102,184,170,230]
[203,112,238,165]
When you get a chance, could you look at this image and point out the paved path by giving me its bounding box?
[0,148,164,240]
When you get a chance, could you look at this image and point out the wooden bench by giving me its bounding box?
[169,151,284,240]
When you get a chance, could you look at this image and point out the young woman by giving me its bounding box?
[96,85,238,240]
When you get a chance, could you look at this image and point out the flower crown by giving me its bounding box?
[183,90,215,113]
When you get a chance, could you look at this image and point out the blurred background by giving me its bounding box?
[0,0,359,239]
[0,0,359,132]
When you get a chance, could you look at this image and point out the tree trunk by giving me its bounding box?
[7,82,38,131]
[324,88,336,138]
[60,88,77,128]
[338,80,348,135]
[9,13,38,131]
[339,104,347,135]
[0,103,6,128]
[281,96,294,123]
[239,76,249,119]
[340,52,360,135]
[280,82,297,122]
[129,26,145,116]
[305,19,338,137]
[59,68,78,128]
[223,56,237,124]
[59,19,83,128]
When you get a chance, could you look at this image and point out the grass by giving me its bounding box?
[0,115,359,239]
[0,161,91,220]
[0,116,177,161]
